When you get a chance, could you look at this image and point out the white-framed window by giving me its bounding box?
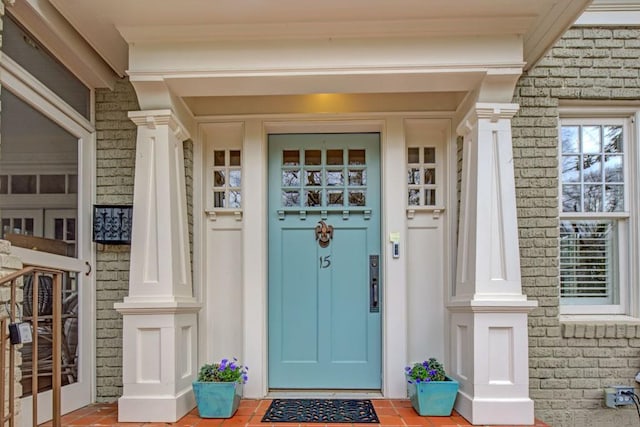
[559,117,634,315]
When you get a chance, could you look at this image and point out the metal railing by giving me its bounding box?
[0,266,63,427]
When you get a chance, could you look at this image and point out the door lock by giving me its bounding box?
[369,255,380,312]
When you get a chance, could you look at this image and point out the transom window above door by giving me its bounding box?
[280,148,367,208]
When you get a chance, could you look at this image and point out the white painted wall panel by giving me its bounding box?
[206,224,243,362]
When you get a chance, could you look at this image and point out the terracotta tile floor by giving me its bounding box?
[41,400,551,427]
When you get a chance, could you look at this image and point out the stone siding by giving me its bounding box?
[94,80,138,401]
[513,27,640,427]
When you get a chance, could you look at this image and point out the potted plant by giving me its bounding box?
[192,357,248,418]
[405,357,459,416]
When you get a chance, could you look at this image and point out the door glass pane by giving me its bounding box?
[326,171,344,186]
[283,150,300,166]
[348,170,366,186]
[282,191,300,207]
[327,190,344,206]
[0,89,79,257]
[282,170,300,187]
[348,190,366,206]
[306,170,322,186]
[305,150,321,166]
[326,150,343,165]
[305,190,321,207]
[348,150,365,165]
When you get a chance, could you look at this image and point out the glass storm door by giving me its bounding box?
[268,133,381,389]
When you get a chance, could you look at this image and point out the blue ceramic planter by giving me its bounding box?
[407,376,459,416]
[192,381,243,418]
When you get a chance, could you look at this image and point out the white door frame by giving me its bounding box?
[194,113,456,399]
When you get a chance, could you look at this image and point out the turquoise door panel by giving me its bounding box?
[268,133,381,389]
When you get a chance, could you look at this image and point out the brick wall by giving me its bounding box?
[513,27,640,427]
[94,80,138,401]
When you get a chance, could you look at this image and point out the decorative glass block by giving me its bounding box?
[282,170,300,187]
[326,170,344,186]
[305,150,321,165]
[424,147,436,163]
[408,148,419,164]
[214,191,226,208]
[283,150,300,165]
[305,190,321,207]
[424,168,436,185]
[282,191,300,207]
[229,170,242,187]
[214,171,226,187]
[229,150,241,166]
[408,189,420,206]
[348,170,366,186]
[214,150,226,166]
[424,189,436,206]
[306,170,322,186]
[348,190,366,206]
[327,149,343,165]
[408,168,420,185]
[348,150,365,165]
[327,190,344,206]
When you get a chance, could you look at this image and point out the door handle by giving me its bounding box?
[369,255,379,313]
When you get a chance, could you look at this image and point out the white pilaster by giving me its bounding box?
[115,109,200,422]
[451,103,537,425]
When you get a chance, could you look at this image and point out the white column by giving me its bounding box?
[115,109,200,422]
[450,103,537,425]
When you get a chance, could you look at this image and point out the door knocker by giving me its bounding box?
[315,220,334,248]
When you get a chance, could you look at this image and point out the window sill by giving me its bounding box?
[560,315,640,338]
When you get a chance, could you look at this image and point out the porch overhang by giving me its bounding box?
[48,0,590,86]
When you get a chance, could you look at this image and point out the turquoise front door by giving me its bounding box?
[268,133,381,389]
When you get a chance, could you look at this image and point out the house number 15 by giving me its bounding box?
[319,255,332,269]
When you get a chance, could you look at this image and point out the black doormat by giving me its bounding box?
[261,399,379,423]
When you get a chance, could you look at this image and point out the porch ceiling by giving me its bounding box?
[49,0,590,78]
